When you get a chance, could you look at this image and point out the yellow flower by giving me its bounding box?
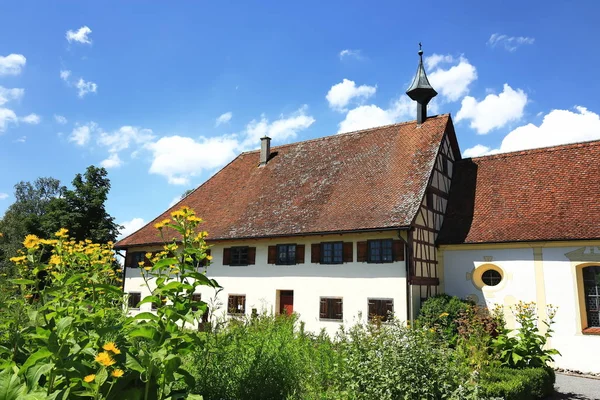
[144,266,151,271]
[0,232,3,237]
[23,234,40,249]
[439,312,449,318]
[95,351,116,366]
[24,294,33,299]
[102,342,121,354]
[55,228,69,238]
[111,369,124,378]
[154,219,171,230]
[206,255,213,261]
[9,255,26,263]
[49,255,61,265]
[84,374,96,383]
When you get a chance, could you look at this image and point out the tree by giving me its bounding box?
[0,178,63,276]
[0,166,121,277]
[43,166,121,244]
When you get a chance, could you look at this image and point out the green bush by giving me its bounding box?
[479,366,555,400]
[185,313,338,400]
[333,321,475,399]
[418,294,470,343]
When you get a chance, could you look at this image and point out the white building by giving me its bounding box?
[116,49,600,373]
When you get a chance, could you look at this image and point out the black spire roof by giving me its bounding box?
[406,44,437,103]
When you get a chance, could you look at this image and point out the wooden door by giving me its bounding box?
[279,290,294,315]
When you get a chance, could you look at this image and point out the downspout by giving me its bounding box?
[116,250,127,293]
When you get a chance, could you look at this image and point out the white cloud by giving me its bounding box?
[69,122,98,146]
[424,54,455,70]
[147,135,240,185]
[66,26,92,44]
[487,33,535,52]
[20,113,40,124]
[464,106,600,157]
[76,78,97,97]
[0,108,18,132]
[427,56,477,102]
[242,106,315,146]
[60,70,71,81]
[98,125,155,153]
[339,49,362,60]
[118,217,145,239]
[0,193,8,200]
[0,86,24,105]
[215,112,232,126]
[462,144,492,158]
[100,153,123,169]
[0,54,26,76]
[14,136,26,143]
[54,115,68,124]
[456,83,527,134]
[326,79,377,111]
[336,95,438,134]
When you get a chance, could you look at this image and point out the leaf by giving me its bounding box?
[129,327,159,341]
[0,368,27,400]
[153,257,179,270]
[20,348,53,372]
[125,352,145,374]
[132,312,159,321]
[96,368,108,387]
[138,296,159,308]
[186,395,204,400]
[95,284,123,296]
[25,362,54,390]
[56,317,74,336]
[10,279,35,285]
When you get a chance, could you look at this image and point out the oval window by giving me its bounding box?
[481,269,502,286]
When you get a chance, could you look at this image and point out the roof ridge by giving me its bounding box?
[469,138,600,161]
[241,114,450,154]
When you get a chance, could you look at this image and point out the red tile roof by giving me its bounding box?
[438,140,600,244]
[116,115,452,248]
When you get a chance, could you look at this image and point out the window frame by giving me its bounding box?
[481,269,502,286]
[319,297,343,321]
[367,239,393,264]
[368,298,394,322]
[583,266,600,329]
[230,246,249,266]
[127,292,141,309]
[127,252,145,268]
[227,294,246,315]
[321,241,344,265]
[276,244,297,265]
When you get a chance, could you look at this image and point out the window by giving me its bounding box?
[368,299,394,322]
[128,292,141,309]
[367,239,393,263]
[127,252,145,268]
[481,269,502,286]
[319,297,343,321]
[277,244,296,265]
[583,266,600,328]
[228,295,246,315]
[223,246,256,266]
[321,242,343,264]
[191,293,202,312]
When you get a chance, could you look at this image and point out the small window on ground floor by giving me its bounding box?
[191,293,202,311]
[583,266,600,328]
[128,292,141,309]
[320,297,343,321]
[228,294,246,315]
[368,298,394,322]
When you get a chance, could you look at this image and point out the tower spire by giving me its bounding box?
[406,43,437,125]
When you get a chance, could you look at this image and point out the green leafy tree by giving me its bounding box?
[43,166,121,244]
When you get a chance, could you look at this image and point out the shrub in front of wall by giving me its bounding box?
[418,294,470,343]
[479,365,555,400]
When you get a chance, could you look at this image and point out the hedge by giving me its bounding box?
[479,366,555,400]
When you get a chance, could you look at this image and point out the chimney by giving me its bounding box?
[406,43,438,125]
[260,136,271,166]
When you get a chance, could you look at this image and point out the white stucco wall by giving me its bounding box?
[442,244,600,374]
[124,232,408,337]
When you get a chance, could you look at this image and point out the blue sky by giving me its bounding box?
[1,0,600,237]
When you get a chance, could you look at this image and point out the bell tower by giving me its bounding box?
[406,43,438,125]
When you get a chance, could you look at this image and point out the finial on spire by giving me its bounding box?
[406,43,437,125]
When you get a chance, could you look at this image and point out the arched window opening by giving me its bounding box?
[583,266,600,328]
